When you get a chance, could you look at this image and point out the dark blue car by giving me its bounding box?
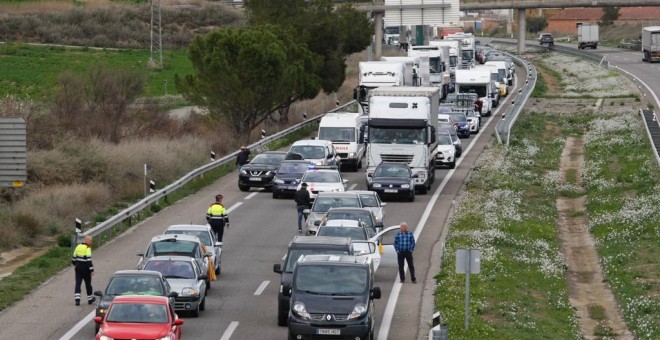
[449,112,471,138]
[272,160,312,199]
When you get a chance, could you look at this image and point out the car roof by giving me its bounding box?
[112,295,170,304]
[327,207,373,214]
[292,139,332,147]
[149,234,202,243]
[290,235,352,246]
[166,224,210,232]
[321,219,362,228]
[112,270,164,278]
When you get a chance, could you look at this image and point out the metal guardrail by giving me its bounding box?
[80,100,361,242]
[489,42,538,145]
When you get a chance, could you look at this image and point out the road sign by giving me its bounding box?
[456,248,481,330]
[0,118,27,187]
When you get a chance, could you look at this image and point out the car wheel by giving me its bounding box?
[200,297,206,311]
[206,280,210,292]
[277,303,288,326]
[272,191,279,199]
[449,160,456,169]
[215,264,221,276]
[408,191,415,202]
[358,158,363,169]
[191,302,200,317]
[288,331,296,340]
[95,323,100,334]
[238,183,250,192]
[419,184,428,195]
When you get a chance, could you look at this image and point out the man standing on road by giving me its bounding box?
[294,183,311,233]
[394,222,416,284]
[207,194,229,242]
[72,235,96,306]
[236,146,250,167]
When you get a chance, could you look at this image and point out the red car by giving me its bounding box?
[95,295,183,340]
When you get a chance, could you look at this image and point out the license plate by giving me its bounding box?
[288,186,298,190]
[317,329,340,335]
[249,177,262,181]
[384,189,398,193]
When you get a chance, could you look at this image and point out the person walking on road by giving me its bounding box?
[207,194,229,242]
[72,235,96,306]
[294,183,311,233]
[394,222,416,284]
[236,146,250,167]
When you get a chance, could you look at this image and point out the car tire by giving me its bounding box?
[288,331,296,340]
[95,323,100,334]
[206,280,210,292]
[419,184,428,195]
[200,297,206,311]
[358,158,363,169]
[191,302,200,317]
[408,191,415,202]
[272,191,279,199]
[277,305,288,326]
[238,183,250,192]
[449,160,456,169]
[215,264,221,276]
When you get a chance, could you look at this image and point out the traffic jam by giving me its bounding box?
[89,36,515,340]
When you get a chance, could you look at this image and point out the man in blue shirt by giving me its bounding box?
[393,222,416,283]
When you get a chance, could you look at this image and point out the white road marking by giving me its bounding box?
[220,321,239,340]
[253,280,270,296]
[377,97,503,340]
[622,57,630,61]
[58,311,95,340]
[226,202,243,213]
[349,183,358,190]
[245,192,258,200]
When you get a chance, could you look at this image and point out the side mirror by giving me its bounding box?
[136,252,144,257]
[342,179,348,184]
[429,126,436,144]
[282,287,292,297]
[314,220,321,227]
[367,173,373,178]
[303,209,310,214]
[381,202,387,207]
[244,160,250,164]
[215,242,223,247]
[94,290,103,297]
[326,154,333,159]
[168,291,179,298]
[94,316,103,324]
[204,252,212,258]
[375,221,384,229]
[412,173,419,179]
[174,318,184,326]
[273,264,282,274]
[371,287,382,299]
[199,274,208,281]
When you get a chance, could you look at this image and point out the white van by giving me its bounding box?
[318,111,368,171]
[289,139,341,167]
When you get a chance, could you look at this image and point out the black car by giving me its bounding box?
[367,162,417,202]
[272,160,311,199]
[238,151,287,192]
[273,236,354,326]
[287,255,381,340]
[93,270,177,333]
[449,112,471,138]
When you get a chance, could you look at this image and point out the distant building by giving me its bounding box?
[546,7,660,35]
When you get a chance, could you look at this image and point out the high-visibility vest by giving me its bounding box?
[72,243,94,272]
[207,203,227,220]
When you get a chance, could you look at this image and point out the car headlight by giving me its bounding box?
[292,302,310,319]
[240,169,247,175]
[265,171,272,176]
[349,152,356,158]
[181,288,197,296]
[97,307,106,315]
[273,178,284,184]
[372,183,381,188]
[99,334,114,340]
[347,304,367,320]
[401,184,410,189]
[315,161,323,165]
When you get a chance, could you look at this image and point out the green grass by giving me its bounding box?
[0,44,192,100]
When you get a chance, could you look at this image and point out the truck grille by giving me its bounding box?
[337,153,348,158]
[380,154,413,163]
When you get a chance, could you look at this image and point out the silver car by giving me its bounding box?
[352,190,386,225]
[143,256,207,317]
[164,224,222,276]
[304,192,363,235]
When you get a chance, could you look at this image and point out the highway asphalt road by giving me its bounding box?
[0,63,536,340]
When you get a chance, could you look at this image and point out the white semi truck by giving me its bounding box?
[577,23,599,49]
[430,40,461,79]
[355,61,409,110]
[318,110,367,171]
[455,68,494,116]
[408,45,451,99]
[642,26,660,63]
[364,87,438,194]
[446,33,475,69]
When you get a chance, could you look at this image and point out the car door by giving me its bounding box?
[352,240,381,272]
[369,226,401,267]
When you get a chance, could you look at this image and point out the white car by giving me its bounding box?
[163,224,222,275]
[436,132,456,169]
[316,219,400,272]
[466,110,481,134]
[296,167,347,200]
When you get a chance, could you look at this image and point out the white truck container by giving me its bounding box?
[455,68,494,116]
[408,45,451,99]
[577,23,599,49]
[355,61,407,110]
[379,56,420,86]
[429,40,461,80]
[446,33,475,69]
[318,111,368,171]
[365,87,439,194]
[642,26,660,63]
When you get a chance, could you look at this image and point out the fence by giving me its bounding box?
[79,100,361,243]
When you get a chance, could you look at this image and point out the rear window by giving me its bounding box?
[145,260,195,279]
[147,240,197,257]
[317,226,367,240]
[106,276,164,296]
[326,211,373,228]
[312,197,360,212]
[164,230,211,247]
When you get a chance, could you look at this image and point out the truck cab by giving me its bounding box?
[355,61,407,110]
[408,45,450,99]
[318,111,368,171]
[455,68,494,116]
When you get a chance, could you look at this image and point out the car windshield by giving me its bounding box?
[319,127,355,142]
[251,153,285,165]
[438,134,453,145]
[326,211,373,228]
[278,163,309,174]
[145,260,195,279]
[149,240,196,258]
[106,277,164,296]
[460,86,487,98]
[289,145,326,159]
[164,230,211,247]
[358,194,379,208]
[295,265,368,295]
[302,172,340,183]
[318,226,367,240]
[312,197,360,213]
[106,303,169,324]
[284,249,350,272]
[450,113,467,123]
[385,26,399,34]
[369,127,426,144]
[374,165,410,178]
[438,125,458,138]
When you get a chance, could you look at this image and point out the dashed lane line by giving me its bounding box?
[220,321,239,340]
[253,280,270,296]
[245,192,258,200]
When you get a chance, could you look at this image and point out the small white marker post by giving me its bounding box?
[456,248,481,330]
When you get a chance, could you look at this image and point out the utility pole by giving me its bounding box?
[149,0,163,68]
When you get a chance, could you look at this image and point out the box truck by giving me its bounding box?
[577,23,599,49]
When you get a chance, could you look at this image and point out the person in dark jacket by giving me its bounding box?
[236,146,250,167]
[294,183,311,233]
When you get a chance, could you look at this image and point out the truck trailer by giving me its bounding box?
[642,26,660,63]
[577,23,599,49]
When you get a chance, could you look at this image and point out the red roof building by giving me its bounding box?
[546,7,660,35]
